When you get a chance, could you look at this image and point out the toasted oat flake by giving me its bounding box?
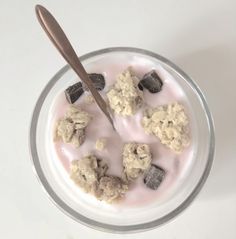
[96,176,128,203]
[142,102,190,153]
[123,143,152,181]
[107,68,143,116]
[70,155,108,194]
[55,105,91,147]
[70,155,127,203]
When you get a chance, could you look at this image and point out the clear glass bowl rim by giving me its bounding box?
[29,47,215,233]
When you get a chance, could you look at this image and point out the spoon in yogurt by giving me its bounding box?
[35,5,115,129]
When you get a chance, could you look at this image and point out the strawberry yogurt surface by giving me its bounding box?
[49,56,195,208]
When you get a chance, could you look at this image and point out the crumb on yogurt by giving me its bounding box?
[95,138,107,151]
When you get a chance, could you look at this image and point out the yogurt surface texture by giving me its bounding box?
[50,55,194,207]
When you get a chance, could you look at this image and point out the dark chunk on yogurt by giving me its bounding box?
[82,73,105,91]
[65,82,84,104]
[138,70,163,93]
[144,164,165,190]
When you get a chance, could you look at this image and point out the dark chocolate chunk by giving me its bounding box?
[144,164,165,190]
[83,73,105,91]
[138,83,143,91]
[65,82,84,104]
[138,70,163,93]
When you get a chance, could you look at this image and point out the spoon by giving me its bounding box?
[35,5,114,129]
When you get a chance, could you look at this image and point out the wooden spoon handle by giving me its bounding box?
[35,5,114,127]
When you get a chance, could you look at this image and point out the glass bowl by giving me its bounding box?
[29,47,215,233]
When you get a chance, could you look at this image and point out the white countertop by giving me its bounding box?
[1,0,236,238]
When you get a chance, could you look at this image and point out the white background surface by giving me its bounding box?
[1,0,236,238]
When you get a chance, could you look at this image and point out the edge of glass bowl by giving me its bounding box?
[29,47,215,233]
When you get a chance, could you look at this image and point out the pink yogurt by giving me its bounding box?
[51,61,194,208]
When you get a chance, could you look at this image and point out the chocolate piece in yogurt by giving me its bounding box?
[65,82,84,104]
[138,70,163,93]
[144,164,165,190]
[82,73,105,91]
